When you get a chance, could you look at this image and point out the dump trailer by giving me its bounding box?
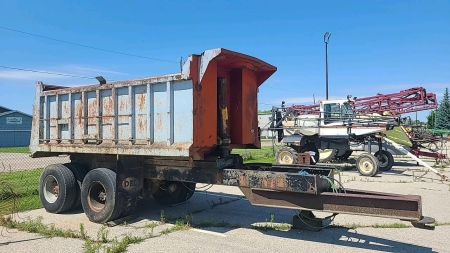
[30,48,433,229]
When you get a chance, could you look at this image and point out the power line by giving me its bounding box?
[0,66,304,107]
[0,65,97,80]
[0,26,179,63]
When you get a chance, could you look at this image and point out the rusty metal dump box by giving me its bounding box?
[29,48,277,159]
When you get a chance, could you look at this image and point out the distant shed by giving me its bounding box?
[258,113,273,139]
[0,106,32,147]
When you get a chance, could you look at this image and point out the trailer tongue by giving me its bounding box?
[30,48,434,229]
[117,156,434,230]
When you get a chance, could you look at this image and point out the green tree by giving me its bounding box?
[426,110,436,129]
[435,88,450,130]
[258,110,272,114]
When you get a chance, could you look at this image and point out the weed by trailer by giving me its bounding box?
[30,48,435,229]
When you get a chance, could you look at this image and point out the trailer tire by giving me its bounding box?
[375,150,394,171]
[356,153,379,177]
[318,149,338,163]
[39,164,77,214]
[275,146,298,165]
[81,168,125,223]
[152,181,195,206]
[64,162,87,210]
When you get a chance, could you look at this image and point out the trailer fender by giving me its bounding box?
[282,134,307,147]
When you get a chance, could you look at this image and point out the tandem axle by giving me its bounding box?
[38,153,434,230]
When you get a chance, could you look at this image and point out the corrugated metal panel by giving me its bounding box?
[0,111,32,147]
[31,78,193,157]
[0,131,31,147]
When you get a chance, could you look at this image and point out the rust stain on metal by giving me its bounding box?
[63,103,70,116]
[138,93,146,110]
[137,115,145,133]
[40,74,184,96]
[239,174,248,187]
[119,99,126,112]
[76,102,83,125]
[103,95,114,116]
[276,176,285,189]
[156,113,163,131]
[215,172,223,184]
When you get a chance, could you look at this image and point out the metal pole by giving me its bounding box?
[324,32,331,100]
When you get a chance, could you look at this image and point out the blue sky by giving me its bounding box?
[1,0,449,121]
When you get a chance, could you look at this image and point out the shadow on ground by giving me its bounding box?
[116,188,436,253]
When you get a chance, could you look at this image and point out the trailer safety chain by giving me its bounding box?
[321,176,346,193]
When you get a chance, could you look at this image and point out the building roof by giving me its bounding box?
[0,105,13,114]
[0,110,32,118]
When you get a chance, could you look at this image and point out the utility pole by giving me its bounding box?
[324,32,331,100]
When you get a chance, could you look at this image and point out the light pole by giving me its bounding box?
[324,32,331,100]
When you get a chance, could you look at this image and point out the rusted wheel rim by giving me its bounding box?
[43,175,59,203]
[359,157,375,174]
[88,181,107,212]
[278,151,294,164]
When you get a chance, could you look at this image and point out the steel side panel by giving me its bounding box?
[173,81,194,143]
[72,93,83,143]
[31,79,193,157]
[241,68,259,146]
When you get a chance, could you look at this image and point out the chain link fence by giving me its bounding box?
[0,146,69,216]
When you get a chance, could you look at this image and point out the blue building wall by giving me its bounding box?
[0,111,32,147]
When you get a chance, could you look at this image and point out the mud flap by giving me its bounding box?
[116,156,144,214]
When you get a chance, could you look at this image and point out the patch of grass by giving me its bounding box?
[0,146,30,153]
[0,216,80,238]
[0,195,43,216]
[0,168,43,215]
[103,234,143,253]
[1,215,155,253]
[250,214,292,231]
[1,216,144,253]
[79,223,88,240]
[159,210,166,224]
[83,238,103,253]
[344,222,412,229]
[434,221,450,226]
[161,219,192,235]
[231,146,275,163]
[372,223,411,228]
